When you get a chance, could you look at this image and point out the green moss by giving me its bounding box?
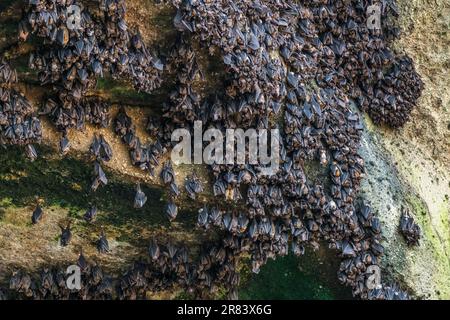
[439,199,450,241]
[407,195,442,253]
[0,146,164,240]
[174,291,196,300]
[96,77,153,103]
[95,77,167,107]
[239,249,353,300]
[0,197,13,207]
[405,194,450,298]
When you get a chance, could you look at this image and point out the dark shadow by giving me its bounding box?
[239,246,354,300]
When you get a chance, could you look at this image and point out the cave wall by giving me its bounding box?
[0,0,448,299]
[356,0,450,299]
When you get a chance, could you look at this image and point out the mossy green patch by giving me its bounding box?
[239,249,353,300]
[439,199,450,242]
[405,194,450,298]
[0,197,13,207]
[95,76,175,109]
[95,77,154,105]
[407,195,447,256]
[0,146,167,242]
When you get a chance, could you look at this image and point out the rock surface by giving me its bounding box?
[356,0,450,299]
[0,0,448,299]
